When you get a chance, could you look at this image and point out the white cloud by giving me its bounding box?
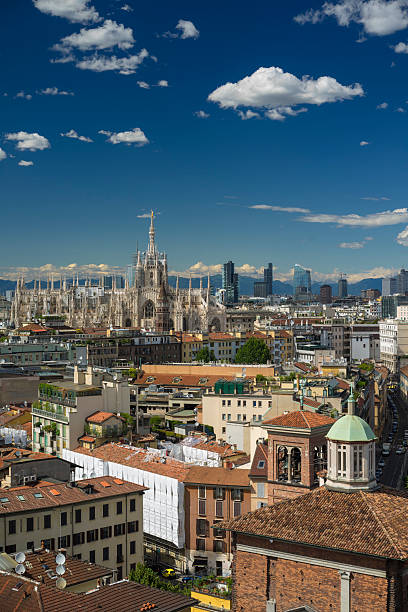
[339,241,365,249]
[0,262,124,281]
[238,109,261,120]
[361,196,390,200]
[15,92,32,100]
[39,87,74,96]
[301,207,408,227]
[61,129,93,142]
[157,80,168,87]
[396,106,406,112]
[121,4,133,11]
[250,204,311,213]
[208,66,363,120]
[33,0,101,24]
[0,148,6,161]
[176,19,200,39]
[75,49,148,74]
[51,54,76,64]
[137,81,150,89]
[360,140,370,146]
[295,1,408,37]
[18,160,34,166]
[397,226,408,245]
[54,20,135,53]
[194,110,210,118]
[393,41,408,52]
[5,131,50,152]
[99,128,149,146]
[376,101,388,109]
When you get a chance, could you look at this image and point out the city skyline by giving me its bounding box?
[2,1,408,282]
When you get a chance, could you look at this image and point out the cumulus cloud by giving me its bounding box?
[0,148,6,161]
[376,101,388,109]
[396,106,406,112]
[238,109,261,120]
[393,41,408,52]
[250,204,311,213]
[18,160,34,166]
[208,66,363,120]
[301,207,408,227]
[39,87,74,96]
[397,226,408,245]
[194,110,210,118]
[5,131,50,152]
[137,81,150,89]
[99,128,149,146]
[75,49,148,74]
[295,0,408,37]
[157,80,168,87]
[15,91,32,100]
[61,129,93,142]
[54,20,135,53]
[176,19,200,39]
[121,4,133,11]
[33,0,101,24]
[360,140,370,146]
[0,262,124,281]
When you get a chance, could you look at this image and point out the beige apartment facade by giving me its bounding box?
[0,476,145,580]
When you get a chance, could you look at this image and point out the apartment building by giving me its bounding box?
[0,476,145,579]
[183,466,251,576]
[380,319,408,373]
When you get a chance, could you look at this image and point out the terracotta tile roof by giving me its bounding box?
[209,333,235,340]
[18,324,48,332]
[75,444,191,482]
[86,411,124,424]
[22,551,111,587]
[0,476,146,514]
[219,485,408,560]
[279,330,292,339]
[293,362,312,372]
[183,466,251,487]
[263,410,335,429]
[335,378,350,390]
[192,440,244,457]
[295,397,322,409]
[249,443,268,478]
[79,435,97,442]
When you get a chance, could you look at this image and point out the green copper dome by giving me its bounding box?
[327,415,376,442]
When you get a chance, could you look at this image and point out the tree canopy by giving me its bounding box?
[235,338,270,364]
[195,346,216,362]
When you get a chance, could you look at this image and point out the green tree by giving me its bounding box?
[235,338,270,364]
[195,346,216,362]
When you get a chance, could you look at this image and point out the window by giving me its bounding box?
[89,506,95,521]
[222,414,226,421]
[26,541,34,551]
[222,427,226,434]
[196,519,208,537]
[253,401,256,407]
[227,414,231,421]
[116,501,123,515]
[44,515,51,529]
[87,529,99,543]
[233,501,242,517]
[114,523,126,536]
[73,532,85,546]
[75,509,82,523]
[17,495,25,501]
[237,400,241,407]
[232,488,243,501]
[196,538,205,551]
[60,512,67,526]
[8,520,16,535]
[337,444,347,478]
[198,499,206,516]
[89,550,95,564]
[258,415,262,421]
[103,504,109,517]
[237,414,241,421]
[26,517,34,532]
[257,460,265,469]
[213,540,225,553]
[243,414,247,421]
[198,486,206,499]
[130,563,136,572]
[128,521,139,533]
[58,535,70,549]
[213,522,225,539]
[214,487,225,500]
[130,498,136,512]
[257,502,267,509]
[34,492,43,499]
[100,526,112,540]
[130,541,136,555]
[353,445,363,478]
[103,547,109,561]
[215,500,223,518]
[242,400,246,407]
[222,400,226,407]
[5,545,16,554]
[116,543,123,563]
[257,483,265,498]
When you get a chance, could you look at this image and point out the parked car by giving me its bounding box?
[162,568,177,579]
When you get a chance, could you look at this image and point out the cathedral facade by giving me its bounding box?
[11,213,226,333]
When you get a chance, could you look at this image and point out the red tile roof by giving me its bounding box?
[293,362,312,372]
[183,466,251,487]
[295,397,322,409]
[79,435,97,443]
[249,442,268,478]
[86,411,124,424]
[263,410,335,429]
[219,485,408,560]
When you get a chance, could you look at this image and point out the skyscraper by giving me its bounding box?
[223,261,239,304]
[264,263,273,296]
[320,284,332,304]
[382,277,398,296]
[293,264,311,296]
[397,269,408,295]
[338,277,348,298]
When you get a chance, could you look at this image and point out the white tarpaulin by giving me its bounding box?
[0,427,28,448]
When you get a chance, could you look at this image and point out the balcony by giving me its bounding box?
[32,406,69,424]
[39,392,76,407]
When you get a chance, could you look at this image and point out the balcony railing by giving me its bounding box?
[32,407,69,424]
[39,392,76,407]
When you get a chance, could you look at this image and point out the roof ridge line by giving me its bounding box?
[362,490,404,559]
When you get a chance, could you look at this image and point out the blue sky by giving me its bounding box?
[2,0,408,283]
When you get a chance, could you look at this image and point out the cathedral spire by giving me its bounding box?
[147,210,156,255]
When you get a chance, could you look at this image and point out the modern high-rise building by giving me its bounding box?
[293,264,311,296]
[320,284,332,304]
[382,277,397,296]
[397,269,408,295]
[223,261,239,304]
[338,277,348,298]
[264,263,273,296]
[253,281,267,298]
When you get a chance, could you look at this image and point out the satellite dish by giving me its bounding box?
[15,564,25,575]
[55,553,66,565]
[56,577,66,590]
[15,552,26,564]
[56,565,66,576]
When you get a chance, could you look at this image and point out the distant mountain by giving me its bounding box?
[0,276,384,297]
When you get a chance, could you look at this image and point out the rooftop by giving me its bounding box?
[183,466,250,487]
[86,411,124,424]
[327,414,376,442]
[218,485,408,561]
[263,410,335,429]
[249,442,268,478]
